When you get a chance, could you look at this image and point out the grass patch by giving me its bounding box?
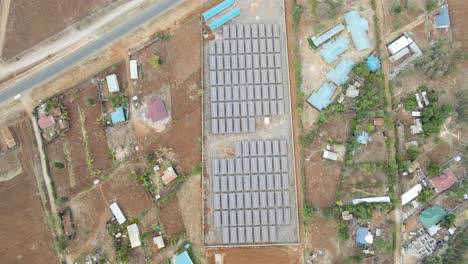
[78,106,96,177]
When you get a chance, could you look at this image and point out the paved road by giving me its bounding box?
[0,0,181,103]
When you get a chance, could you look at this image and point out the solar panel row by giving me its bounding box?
[212,190,290,209]
[221,225,278,244]
[216,24,280,41]
[210,84,284,102]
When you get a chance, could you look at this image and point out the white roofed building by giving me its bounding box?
[402,184,422,205]
[106,74,120,93]
[352,196,391,205]
[127,223,142,248]
[130,60,138,80]
[153,236,165,249]
[109,202,126,225]
[388,34,414,55]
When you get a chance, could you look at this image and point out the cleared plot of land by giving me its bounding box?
[353,131,388,162]
[1,0,115,60]
[206,246,300,264]
[132,18,202,175]
[0,116,58,263]
[448,0,468,51]
[340,165,388,204]
[159,196,186,240]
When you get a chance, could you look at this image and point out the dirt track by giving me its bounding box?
[0,116,58,263]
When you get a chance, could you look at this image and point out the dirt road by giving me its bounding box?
[0,0,11,56]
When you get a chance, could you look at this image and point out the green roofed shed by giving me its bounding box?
[419,205,447,229]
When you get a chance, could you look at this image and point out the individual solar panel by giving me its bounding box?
[262,85,269,99]
[232,56,238,70]
[274,53,281,68]
[240,101,247,116]
[263,101,270,115]
[228,176,236,191]
[251,24,258,38]
[212,159,220,174]
[234,142,242,156]
[220,159,227,174]
[257,141,264,156]
[214,194,221,209]
[280,140,287,155]
[276,208,283,225]
[220,177,228,192]
[240,86,247,100]
[246,69,253,84]
[258,157,265,173]
[267,38,274,53]
[229,193,237,209]
[284,208,291,225]
[251,175,258,191]
[249,118,256,132]
[237,24,244,38]
[261,226,269,242]
[224,55,231,70]
[208,41,216,54]
[228,159,235,174]
[236,193,244,209]
[211,103,218,118]
[223,40,230,54]
[241,118,248,132]
[265,157,273,172]
[234,118,241,133]
[253,210,260,226]
[259,175,266,190]
[210,71,217,85]
[237,210,245,226]
[283,191,290,207]
[230,210,237,226]
[243,175,251,191]
[213,176,220,192]
[209,56,216,70]
[253,54,260,69]
[259,24,266,38]
[274,174,282,190]
[250,157,258,173]
[236,176,243,191]
[238,54,245,68]
[245,40,252,54]
[230,227,238,243]
[272,140,280,156]
[249,141,257,156]
[245,226,253,243]
[269,226,277,242]
[274,38,281,53]
[218,103,225,118]
[216,41,223,54]
[252,39,259,53]
[275,191,283,207]
[254,226,261,242]
[273,24,280,38]
[214,211,222,226]
[261,209,268,225]
[267,174,274,190]
[225,102,232,117]
[247,86,254,100]
[268,191,275,207]
[273,157,281,172]
[261,69,268,84]
[222,227,230,243]
[222,210,229,226]
[244,24,251,38]
[276,69,283,83]
[235,158,242,172]
[225,71,232,85]
[252,192,259,208]
[282,173,289,189]
[241,141,249,155]
[270,101,277,115]
[245,210,252,226]
[277,100,285,115]
[254,85,262,100]
[269,209,276,225]
[239,70,246,84]
[231,40,238,53]
[242,158,250,173]
[232,86,240,100]
[268,69,276,84]
[216,56,224,70]
[255,101,262,116]
[221,192,228,208]
[281,157,288,172]
[222,25,230,39]
[225,86,232,101]
[268,54,275,68]
[238,226,245,243]
[259,38,267,53]
[260,192,267,208]
[260,54,267,68]
[244,192,252,208]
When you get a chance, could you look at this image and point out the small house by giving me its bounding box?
[344,10,370,51]
[373,117,384,126]
[106,74,120,93]
[410,119,423,134]
[58,120,69,130]
[412,111,421,117]
[419,205,447,229]
[435,4,450,29]
[356,226,374,245]
[130,60,138,80]
[127,223,142,248]
[366,55,381,72]
[38,114,55,130]
[175,251,194,264]
[111,107,127,124]
[323,150,338,161]
[352,196,391,205]
[109,202,126,225]
[162,166,178,185]
[345,85,359,98]
[342,211,353,221]
[153,236,165,249]
[431,169,457,193]
[356,131,370,145]
[61,209,75,237]
[0,127,16,150]
[401,183,422,206]
[307,82,336,111]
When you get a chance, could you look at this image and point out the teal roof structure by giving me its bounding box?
[307,82,336,111]
[326,58,355,85]
[320,36,350,64]
[419,205,447,229]
[311,23,345,47]
[435,4,450,28]
[202,0,235,21]
[208,8,240,31]
[344,10,370,51]
[111,107,126,124]
[366,55,381,72]
[175,251,194,264]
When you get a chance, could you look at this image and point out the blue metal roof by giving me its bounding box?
[435,4,450,28]
[307,82,336,111]
[326,58,355,85]
[344,10,370,51]
[111,107,126,124]
[202,0,235,21]
[320,36,350,64]
[356,227,369,244]
[175,251,194,264]
[311,23,345,47]
[208,8,240,31]
[366,55,381,72]
[356,131,370,144]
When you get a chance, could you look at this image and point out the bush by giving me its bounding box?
[292,1,303,26]
[391,3,404,14]
[57,196,69,205]
[322,208,335,219]
[403,96,418,111]
[191,163,202,175]
[347,252,365,263]
[86,97,95,106]
[53,161,65,170]
[352,61,370,77]
[417,187,434,203]
[55,234,70,253]
[108,93,128,108]
[415,39,454,79]
[302,202,315,224]
[145,152,155,164]
[425,0,438,11]
[366,124,375,133]
[407,146,419,161]
[427,162,441,177]
[440,214,456,229]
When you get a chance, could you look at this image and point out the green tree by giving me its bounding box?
[391,3,404,14]
[407,146,419,161]
[441,214,456,229]
[415,39,454,79]
[347,252,365,263]
[427,162,441,177]
[366,124,375,133]
[403,96,417,111]
[86,97,95,106]
[302,202,315,224]
[150,55,161,67]
[109,93,128,108]
[53,161,65,170]
[425,0,438,11]
[455,90,468,123]
[352,61,370,77]
[417,187,434,203]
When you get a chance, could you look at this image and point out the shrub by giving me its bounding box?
[108,93,128,108]
[425,0,438,11]
[86,97,95,106]
[145,152,154,164]
[150,55,161,66]
[391,3,404,14]
[53,161,65,170]
[57,196,69,205]
[417,187,434,203]
[302,202,315,224]
[191,163,202,175]
[55,234,70,253]
[426,162,441,177]
[403,96,418,111]
[407,146,419,161]
[292,2,303,26]
[367,124,375,133]
[347,252,365,263]
[440,214,456,229]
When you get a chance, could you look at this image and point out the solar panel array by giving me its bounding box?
[208,24,286,134]
[212,139,291,244]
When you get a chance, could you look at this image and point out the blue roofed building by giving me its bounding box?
[366,55,381,72]
[326,58,355,85]
[356,226,374,245]
[208,8,241,31]
[175,251,194,264]
[356,131,370,145]
[310,23,345,47]
[435,4,450,29]
[202,0,235,21]
[307,82,336,111]
[320,36,350,64]
[344,10,370,51]
[111,107,127,124]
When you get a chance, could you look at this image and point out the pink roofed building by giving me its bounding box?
[146,96,169,123]
[38,114,55,130]
[431,169,457,193]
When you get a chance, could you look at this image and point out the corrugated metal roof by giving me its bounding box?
[307,82,337,111]
[311,23,345,47]
[344,11,370,51]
